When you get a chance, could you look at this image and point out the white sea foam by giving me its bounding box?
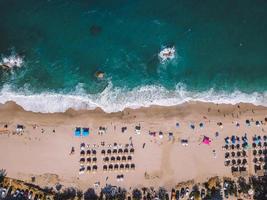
[0,83,266,113]
[0,52,24,68]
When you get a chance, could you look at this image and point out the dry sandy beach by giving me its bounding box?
[0,101,267,192]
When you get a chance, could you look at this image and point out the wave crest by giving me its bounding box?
[0,83,266,113]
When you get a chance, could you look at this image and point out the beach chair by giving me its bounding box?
[82,128,89,137]
[75,127,81,137]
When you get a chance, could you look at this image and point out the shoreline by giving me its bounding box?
[0,100,267,192]
[1,99,267,116]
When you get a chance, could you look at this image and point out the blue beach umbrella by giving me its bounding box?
[75,127,81,137]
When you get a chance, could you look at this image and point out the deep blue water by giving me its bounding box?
[0,0,267,112]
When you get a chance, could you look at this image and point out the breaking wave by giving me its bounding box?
[0,83,266,113]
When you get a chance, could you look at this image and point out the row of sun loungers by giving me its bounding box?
[80,157,97,164]
[103,155,132,162]
[103,163,135,171]
[225,151,247,159]
[80,150,97,157]
[101,148,134,155]
[79,165,98,174]
[225,158,248,167]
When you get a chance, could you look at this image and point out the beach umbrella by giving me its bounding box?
[87,158,91,163]
[236,144,240,149]
[224,160,230,166]
[231,136,236,144]
[108,164,113,170]
[252,143,257,148]
[104,157,109,162]
[124,148,129,154]
[231,152,235,157]
[116,156,121,161]
[111,156,115,162]
[93,157,97,162]
[122,156,127,161]
[263,149,267,155]
[92,150,97,155]
[242,150,247,157]
[264,142,267,147]
[253,150,257,156]
[125,164,130,169]
[103,165,107,171]
[202,136,211,145]
[263,135,267,141]
[113,149,117,154]
[93,165,97,171]
[258,149,263,155]
[107,149,112,154]
[114,164,119,170]
[245,119,250,125]
[199,123,204,128]
[101,150,105,155]
[259,157,264,163]
[80,150,85,157]
[86,150,91,156]
[80,158,85,164]
[130,148,135,154]
[87,166,91,172]
[75,127,81,137]
[120,164,124,170]
[131,163,135,169]
[237,151,241,157]
[253,158,258,163]
[237,159,241,165]
[118,149,123,154]
[231,144,235,150]
[127,155,132,161]
[225,152,230,159]
[242,159,247,165]
[231,159,236,165]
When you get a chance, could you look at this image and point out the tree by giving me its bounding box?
[84,188,98,200]
[0,169,7,183]
[237,177,250,194]
[132,188,142,200]
[54,187,77,200]
[116,187,127,200]
[76,189,83,200]
[158,187,167,200]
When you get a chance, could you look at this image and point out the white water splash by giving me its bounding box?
[0,83,266,113]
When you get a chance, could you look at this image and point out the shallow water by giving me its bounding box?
[0,0,267,112]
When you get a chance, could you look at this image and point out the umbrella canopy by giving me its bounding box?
[202,136,211,145]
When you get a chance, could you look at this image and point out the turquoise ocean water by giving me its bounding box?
[0,0,267,112]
